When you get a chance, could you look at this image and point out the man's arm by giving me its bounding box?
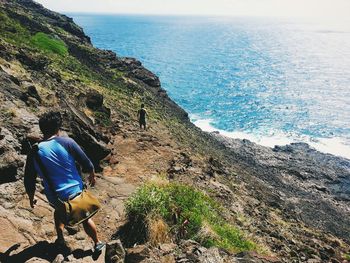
[67,138,96,186]
[24,151,37,208]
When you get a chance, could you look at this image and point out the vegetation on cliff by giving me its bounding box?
[126,178,256,252]
[31,32,68,56]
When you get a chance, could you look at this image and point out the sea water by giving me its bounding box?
[69,14,350,159]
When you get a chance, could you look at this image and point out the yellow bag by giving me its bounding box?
[58,190,101,226]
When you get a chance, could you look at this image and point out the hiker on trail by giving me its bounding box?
[24,111,105,253]
[137,103,148,130]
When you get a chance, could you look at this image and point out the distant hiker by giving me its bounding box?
[137,103,148,130]
[24,111,105,253]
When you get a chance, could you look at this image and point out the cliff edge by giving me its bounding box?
[0,0,349,262]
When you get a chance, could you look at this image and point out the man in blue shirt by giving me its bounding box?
[24,111,105,252]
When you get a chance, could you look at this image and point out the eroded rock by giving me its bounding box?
[0,128,25,183]
[86,91,103,111]
[105,239,125,263]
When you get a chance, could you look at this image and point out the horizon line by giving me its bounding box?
[61,11,337,20]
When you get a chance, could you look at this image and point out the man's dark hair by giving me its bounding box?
[39,111,62,137]
[141,103,145,108]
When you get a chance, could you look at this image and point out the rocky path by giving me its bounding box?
[0,123,180,262]
[103,127,177,183]
[0,174,134,262]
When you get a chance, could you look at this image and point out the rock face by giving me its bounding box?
[86,91,104,110]
[124,240,280,263]
[105,240,125,263]
[0,127,24,183]
[212,134,350,241]
[121,57,161,88]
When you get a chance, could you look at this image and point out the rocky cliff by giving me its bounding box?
[0,0,349,262]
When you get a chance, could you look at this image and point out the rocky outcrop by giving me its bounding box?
[212,134,350,241]
[124,240,280,263]
[121,57,161,88]
[16,50,49,71]
[0,127,24,183]
[105,240,125,263]
[3,0,91,43]
[85,91,111,118]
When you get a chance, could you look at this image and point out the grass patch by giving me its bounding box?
[344,253,350,261]
[2,108,17,119]
[94,111,112,127]
[125,181,256,252]
[31,32,68,56]
[0,11,31,46]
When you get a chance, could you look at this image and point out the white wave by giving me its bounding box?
[192,117,350,159]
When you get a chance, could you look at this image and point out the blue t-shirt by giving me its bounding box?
[25,136,94,204]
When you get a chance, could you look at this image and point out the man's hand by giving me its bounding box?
[29,198,37,208]
[27,192,36,208]
[88,172,96,187]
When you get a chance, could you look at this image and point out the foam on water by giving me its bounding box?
[193,117,350,159]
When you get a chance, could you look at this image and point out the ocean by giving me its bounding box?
[69,14,350,159]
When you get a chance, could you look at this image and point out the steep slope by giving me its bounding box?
[0,0,349,262]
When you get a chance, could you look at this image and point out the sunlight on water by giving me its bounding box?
[70,14,350,158]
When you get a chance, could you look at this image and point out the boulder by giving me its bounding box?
[197,247,223,263]
[15,50,48,71]
[125,245,150,263]
[105,240,125,263]
[0,70,25,100]
[70,121,110,172]
[64,101,111,171]
[129,68,160,88]
[26,85,42,103]
[86,91,104,111]
[120,57,161,87]
[0,161,21,184]
[0,128,24,184]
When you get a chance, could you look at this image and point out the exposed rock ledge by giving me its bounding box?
[211,132,350,241]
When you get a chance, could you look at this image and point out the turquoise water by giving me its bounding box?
[69,14,350,158]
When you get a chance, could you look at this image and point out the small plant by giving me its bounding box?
[125,180,256,252]
[31,32,68,56]
[147,215,172,246]
[94,111,112,127]
[3,108,17,118]
[344,253,350,261]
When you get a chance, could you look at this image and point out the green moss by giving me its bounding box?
[31,32,68,56]
[2,108,17,119]
[94,111,112,127]
[210,224,254,251]
[344,253,350,260]
[0,11,30,46]
[126,182,256,252]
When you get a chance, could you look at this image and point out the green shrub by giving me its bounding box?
[94,111,112,127]
[31,32,68,55]
[344,253,350,261]
[211,223,254,251]
[125,181,256,252]
[0,12,31,45]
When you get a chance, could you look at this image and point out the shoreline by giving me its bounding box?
[192,117,350,160]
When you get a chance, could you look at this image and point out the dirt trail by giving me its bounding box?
[103,125,178,182]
